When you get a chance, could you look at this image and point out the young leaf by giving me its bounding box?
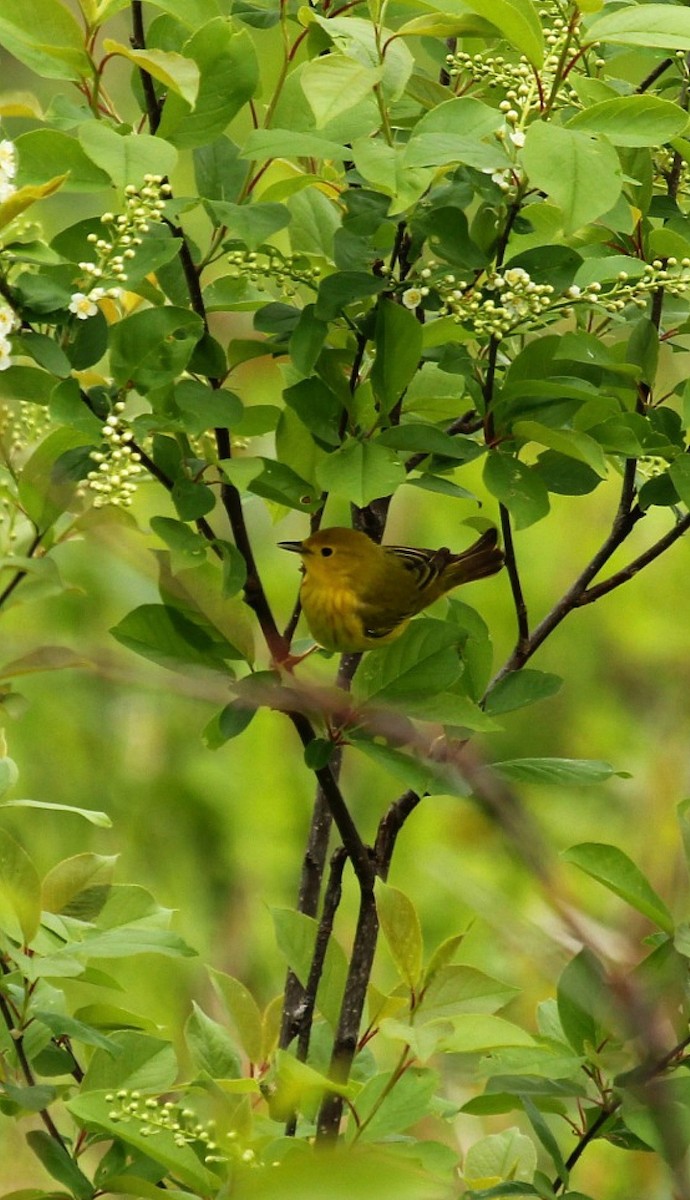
[556,949,609,1055]
[185,1002,242,1079]
[208,967,263,1064]
[81,1031,178,1092]
[376,879,423,990]
[25,1131,92,1200]
[484,670,563,716]
[562,842,673,933]
[370,300,423,414]
[0,827,41,944]
[483,452,550,529]
[101,40,200,105]
[493,758,625,785]
[78,124,178,187]
[521,124,622,233]
[315,439,405,507]
[463,1127,537,1192]
[353,1067,439,1143]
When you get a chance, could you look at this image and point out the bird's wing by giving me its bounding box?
[353,546,450,639]
[384,545,451,593]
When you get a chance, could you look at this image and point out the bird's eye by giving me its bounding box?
[320,547,334,557]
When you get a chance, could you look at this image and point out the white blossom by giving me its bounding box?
[69,292,99,320]
[0,337,12,371]
[0,140,16,179]
[402,287,423,309]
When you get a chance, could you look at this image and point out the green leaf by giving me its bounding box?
[300,55,383,128]
[185,1001,242,1078]
[15,128,109,192]
[0,827,41,944]
[370,300,423,414]
[30,1009,116,1054]
[567,95,689,147]
[81,1031,177,1092]
[493,757,625,785]
[102,39,200,105]
[156,22,258,148]
[110,603,241,673]
[18,428,91,531]
[484,670,563,715]
[668,456,690,508]
[512,421,608,478]
[109,307,203,391]
[78,124,178,187]
[208,968,263,1063]
[25,1132,92,1200]
[521,124,622,233]
[522,1094,569,1182]
[353,1067,438,1142]
[418,965,519,1021]
[174,378,243,435]
[0,0,91,81]
[243,128,347,163]
[203,699,255,749]
[68,1090,221,1193]
[289,306,329,379]
[349,738,435,796]
[557,948,609,1054]
[464,1128,537,1192]
[588,4,690,50]
[283,376,342,446]
[563,842,673,933]
[41,852,116,916]
[304,737,336,770]
[271,908,348,1028]
[315,271,386,321]
[210,200,291,250]
[2,799,112,827]
[376,879,423,989]
[483,452,550,529]
[193,135,245,202]
[376,423,481,462]
[171,477,216,521]
[316,439,405,506]
[355,619,462,706]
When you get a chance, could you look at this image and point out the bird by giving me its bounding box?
[278,526,504,654]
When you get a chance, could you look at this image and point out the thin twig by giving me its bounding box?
[130,2,161,132]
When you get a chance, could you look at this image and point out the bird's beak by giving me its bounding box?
[278,541,305,554]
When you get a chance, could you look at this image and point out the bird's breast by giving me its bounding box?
[300,578,368,652]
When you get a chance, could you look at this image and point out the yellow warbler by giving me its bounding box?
[279,526,504,653]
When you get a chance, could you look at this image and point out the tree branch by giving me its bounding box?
[130,2,162,133]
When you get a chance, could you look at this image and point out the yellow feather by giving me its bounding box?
[280,526,503,654]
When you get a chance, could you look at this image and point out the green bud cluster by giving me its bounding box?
[419,259,690,340]
[0,399,52,456]
[72,175,172,314]
[446,7,588,118]
[78,402,144,508]
[103,1089,260,1168]
[227,248,321,297]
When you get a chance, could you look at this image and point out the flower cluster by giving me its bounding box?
[0,302,19,372]
[78,403,144,508]
[410,259,690,340]
[429,265,555,338]
[446,7,598,126]
[226,248,320,297]
[0,139,17,204]
[69,174,172,319]
[104,1090,260,1169]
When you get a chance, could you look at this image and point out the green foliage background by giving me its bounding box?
[1,0,690,1196]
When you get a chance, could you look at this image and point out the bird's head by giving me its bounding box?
[279,527,378,584]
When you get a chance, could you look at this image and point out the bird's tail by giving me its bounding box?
[443,528,504,589]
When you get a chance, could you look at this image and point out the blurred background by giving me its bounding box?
[1,7,689,1195]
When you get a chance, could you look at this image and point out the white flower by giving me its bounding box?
[402,287,423,309]
[509,129,526,148]
[69,292,98,320]
[0,141,16,179]
[0,304,17,337]
[504,267,530,288]
[0,337,12,371]
[88,287,106,303]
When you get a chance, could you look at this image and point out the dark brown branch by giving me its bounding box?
[374,789,422,876]
[499,502,529,650]
[316,886,378,1141]
[578,510,690,605]
[130,2,162,133]
[636,57,673,94]
[0,986,68,1150]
